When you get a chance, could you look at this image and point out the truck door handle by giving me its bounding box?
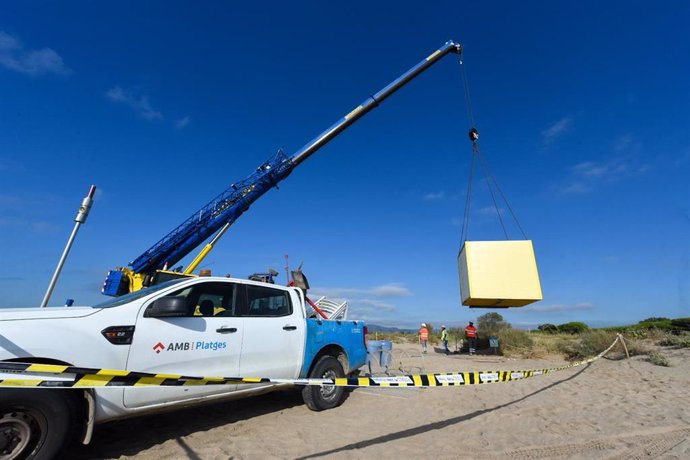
[282,325,297,331]
[216,327,237,334]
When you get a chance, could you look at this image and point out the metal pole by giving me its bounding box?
[284,254,290,286]
[40,185,96,308]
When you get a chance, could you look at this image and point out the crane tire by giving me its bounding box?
[301,355,346,411]
[0,389,72,460]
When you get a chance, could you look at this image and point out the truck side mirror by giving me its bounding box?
[146,297,190,318]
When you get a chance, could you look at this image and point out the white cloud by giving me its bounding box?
[309,283,411,322]
[175,116,191,129]
[519,302,594,314]
[561,151,648,195]
[0,31,71,76]
[572,161,609,178]
[423,192,445,201]
[312,283,412,299]
[561,182,590,195]
[574,158,646,180]
[370,284,412,297]
[0,276,24,282]
[30,221,59,232]
[476,205,504,216]
[0,217,57,233]
[307,296,399,323]
[351,299,397,313]
[106,86,163,120]
[541,117,572,146]
[343,302,400,324]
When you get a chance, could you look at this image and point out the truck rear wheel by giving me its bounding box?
[302,355,346,411]
[0,389,72,460]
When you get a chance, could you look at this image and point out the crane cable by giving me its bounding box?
[457,55,527,251]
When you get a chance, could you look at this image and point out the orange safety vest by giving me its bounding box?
[419,327,429,341]
[465,325,477,338]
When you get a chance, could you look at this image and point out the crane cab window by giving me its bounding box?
[245,285,291,317]
[166,282,238,317]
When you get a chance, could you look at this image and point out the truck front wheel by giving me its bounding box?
[0,389,72,460]
[302,355,346,411]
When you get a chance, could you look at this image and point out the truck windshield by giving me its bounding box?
[93,279,186,309]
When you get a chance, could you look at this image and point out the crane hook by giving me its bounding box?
[468,127,479,143]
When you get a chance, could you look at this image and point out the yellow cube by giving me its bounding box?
[458,240,542,307]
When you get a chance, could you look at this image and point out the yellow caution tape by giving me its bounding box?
[0,336,621,389]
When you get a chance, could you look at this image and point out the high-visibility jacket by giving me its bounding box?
[465,325,477,338]
[440,329,448,341]
[419,327,429,341]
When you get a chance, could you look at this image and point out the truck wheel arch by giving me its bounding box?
[307,345,349,376]
[2,357,94,446]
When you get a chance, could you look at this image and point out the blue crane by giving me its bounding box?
[102,40,463,296]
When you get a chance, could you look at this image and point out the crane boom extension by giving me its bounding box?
[102,40,462,296]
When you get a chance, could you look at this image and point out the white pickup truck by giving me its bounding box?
[0,276,368,459]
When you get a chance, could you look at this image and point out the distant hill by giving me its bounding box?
[366,324,416,334]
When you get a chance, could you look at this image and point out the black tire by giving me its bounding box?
[301,356,346,411]
[0,389,72,460]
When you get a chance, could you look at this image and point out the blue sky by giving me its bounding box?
[1,1,688,329]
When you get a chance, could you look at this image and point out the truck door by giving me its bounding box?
[124,280,243,408]
[238,284,305,386]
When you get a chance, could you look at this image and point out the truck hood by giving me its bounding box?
[0,306,100,321]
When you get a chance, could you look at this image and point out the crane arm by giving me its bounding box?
[102,40,462,296]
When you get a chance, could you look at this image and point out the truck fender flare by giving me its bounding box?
[2,357,94,445]
[308,345,348,375]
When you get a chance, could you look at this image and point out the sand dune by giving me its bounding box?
[62,343,690,459]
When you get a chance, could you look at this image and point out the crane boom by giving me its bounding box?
[102,40,462,296]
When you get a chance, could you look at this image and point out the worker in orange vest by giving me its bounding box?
[465,321,477,355]
[419,323,429,354]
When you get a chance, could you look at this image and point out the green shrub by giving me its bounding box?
[477,312,509,338]
[657,334,690,348]
[634,319,674,331]
[530,331,577,355]
[601,317,690,334]
[497,328,534,357]
[446,328,464,350]
[557,321,589,334]
[559,330,641,361]
[640,317,670,323]
[646,352,670,367]
[371,332,416,344]
[537,323,558,333]
[620,335,652,356]
[671,318,690,331]
[603,325,628,333]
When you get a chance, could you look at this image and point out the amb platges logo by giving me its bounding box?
[152,341,227,354]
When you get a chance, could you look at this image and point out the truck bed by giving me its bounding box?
[301,318,367,376]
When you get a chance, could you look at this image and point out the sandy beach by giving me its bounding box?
[61,342,690,459]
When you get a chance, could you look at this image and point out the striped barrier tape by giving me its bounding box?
[0,335,621,389]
